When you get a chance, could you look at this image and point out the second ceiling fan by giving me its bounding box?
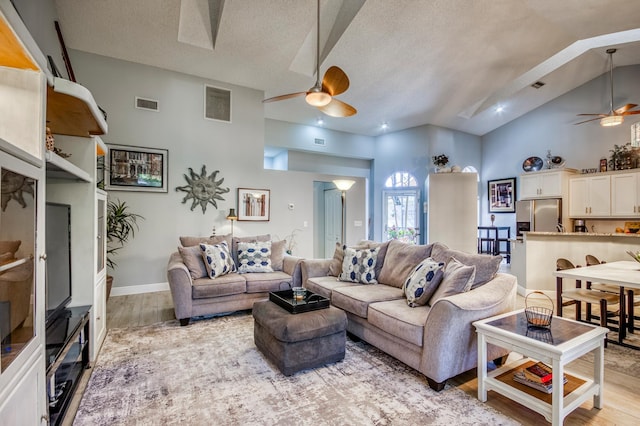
[575,48,640,126]
[262,0,357,118]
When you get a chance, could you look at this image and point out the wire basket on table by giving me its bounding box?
[525,291,553,328]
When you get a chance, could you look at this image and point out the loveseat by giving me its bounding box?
[167,234,302,325]
[300,239,517,391]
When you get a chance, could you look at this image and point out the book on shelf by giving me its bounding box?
[523,361,553,384]
[513,370,567,394]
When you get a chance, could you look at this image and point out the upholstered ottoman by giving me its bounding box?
[252,300,347,376]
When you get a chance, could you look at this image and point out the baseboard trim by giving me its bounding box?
[111,282,170,296]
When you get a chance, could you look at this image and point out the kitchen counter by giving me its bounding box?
[510,231,640,295]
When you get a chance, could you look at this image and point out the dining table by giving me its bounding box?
[553,260,640,349]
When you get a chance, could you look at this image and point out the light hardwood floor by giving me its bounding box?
[64,290,640,426]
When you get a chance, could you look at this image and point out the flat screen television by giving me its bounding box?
[45,203,72,324]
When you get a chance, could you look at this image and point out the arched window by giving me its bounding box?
[383,172,419,244]
[384,171,417,188]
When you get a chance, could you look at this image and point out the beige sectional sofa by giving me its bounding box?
[300,239,517,391]
[167,234,302,325]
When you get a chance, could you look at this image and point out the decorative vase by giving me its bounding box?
[45,127,55,151]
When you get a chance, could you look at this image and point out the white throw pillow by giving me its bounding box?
[404,257,445,307]
[200,241,236,279]
[338,246,380,284]
[237,241,274,273]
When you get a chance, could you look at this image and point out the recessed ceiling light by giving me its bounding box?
[381,122,388,130]
[495,106,504,113]
[316,117,324,126]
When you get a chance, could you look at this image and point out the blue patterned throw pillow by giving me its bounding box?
[237,241,274,273]
[338,246,380,284]
[200,241,236,279]
[404,257,445,307]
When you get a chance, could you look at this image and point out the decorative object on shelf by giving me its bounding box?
[609,143,638,171]
[176,165,230,214]
[237,188,270,221]
[490,214,495,226]
[226,208,237,236]
[276,229,302,255]
[488,177,516,213]
[632,122,640,147]
[524,291,553,328]
[599,158,608,172]
[624,221,640,234]
[1,170,34,212]
[545,150,565,169]
[580,168,598,174]
[106,144,168,192]
[54,21,76,82]
[432,154,450,173]
[522,156,543,172]
[45,127,55,151]
[575,49,640,126]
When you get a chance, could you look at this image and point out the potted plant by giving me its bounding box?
[106,199,144,299]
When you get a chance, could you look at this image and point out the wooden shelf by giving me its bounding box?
[47,77,108,138]
[45,150,91,182]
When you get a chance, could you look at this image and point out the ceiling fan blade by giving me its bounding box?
[262,92,306,103]
[318,98,357,117]
[577,113,607,117]
[615,103,638,114]
[623,110,640,115]
[322,66,350,97]
[574,116,604,125]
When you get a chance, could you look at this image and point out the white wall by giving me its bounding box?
[481,65,640,234]
[70,50,367,289]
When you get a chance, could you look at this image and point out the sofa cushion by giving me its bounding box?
[200,242,236,279]
[428,257,476,305]
[328,242,369,277]
[368,299,431,347]
[180,233,231,248]
[232,234,271,264]
[304,276,357,300]
[271,239,286,271]
[377,240,434,288]
[178,245,209,280]
[191,274,246,299]
[244,271,293,293]
[332,285,404,318]
[338,246,379,284]
[430,242,501,288]
[404,257,445,307]
[237,241,274,273]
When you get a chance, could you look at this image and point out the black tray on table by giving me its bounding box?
[269,289,330,314]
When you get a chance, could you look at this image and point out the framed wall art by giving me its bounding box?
[488,177,516,213]
[106,144,168,192]
[238,188,270,221]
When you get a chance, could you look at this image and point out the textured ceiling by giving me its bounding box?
[54,0,640,136]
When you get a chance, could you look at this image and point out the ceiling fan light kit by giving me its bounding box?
[306,87,332,107]
[600,115,624,127]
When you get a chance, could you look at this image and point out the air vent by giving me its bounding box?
[531,81,545,89]
[314,138,326,146]
[204,85,231,122]
[135,97,159,112]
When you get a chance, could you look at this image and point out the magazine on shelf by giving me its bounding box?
[513,370,568,394]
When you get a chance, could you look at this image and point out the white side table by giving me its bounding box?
[474,310,607,425]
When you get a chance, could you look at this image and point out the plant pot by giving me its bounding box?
[106,275,113,300]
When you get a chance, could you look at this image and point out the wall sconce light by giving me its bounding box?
[332,179,355,244]
[227,208,238,236]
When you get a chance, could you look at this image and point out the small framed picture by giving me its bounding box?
[600,158,608,172]
[488,177,516,213]
[237,188,270,221]
[106,144,168,192]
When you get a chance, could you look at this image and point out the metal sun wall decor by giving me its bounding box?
[175,165,229,214]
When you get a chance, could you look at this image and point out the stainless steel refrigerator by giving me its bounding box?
[515,199,562,236]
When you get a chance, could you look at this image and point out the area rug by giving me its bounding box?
[73,312,520,425]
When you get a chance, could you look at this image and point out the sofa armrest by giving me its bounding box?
[167,252,194,320]
[300,259,332,285]
[419,273,517,383]
[283,255,304,287]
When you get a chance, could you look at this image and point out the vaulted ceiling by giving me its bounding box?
[54,0,640,136]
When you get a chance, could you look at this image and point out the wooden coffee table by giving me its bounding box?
[474,310,608,425]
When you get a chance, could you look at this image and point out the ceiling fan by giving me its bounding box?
[262,0,356,118]
[575,48,640,126]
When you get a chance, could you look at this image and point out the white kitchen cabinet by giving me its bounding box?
[519,170,575,200]
[611,172,640,217]
[569,175,611,217]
